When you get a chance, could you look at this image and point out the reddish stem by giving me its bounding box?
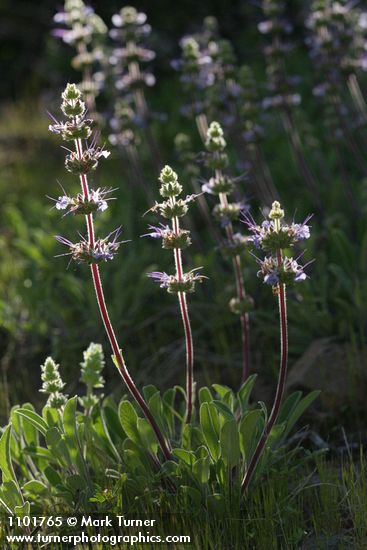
[241,250,288,494]
[75,139,172,461]
[172,215,194,423]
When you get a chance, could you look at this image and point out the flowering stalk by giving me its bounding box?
[241,201,312,492]
[53,0,107,117]
[50,84,172,461]
[109,7,161,172]
[203,122,251,383]
[145,166,204,423]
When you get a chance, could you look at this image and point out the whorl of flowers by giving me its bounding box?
[243,201,313,288]
[55,228,124,264]
[40,357,68,410]
[145,165,204,294]
[50,83,124,265]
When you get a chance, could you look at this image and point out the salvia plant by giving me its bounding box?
[0,83,322,539]
[49,83,172,461]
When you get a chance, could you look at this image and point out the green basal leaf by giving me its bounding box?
[21,403,39,447]
[143,385,159,402]
[193,456,210,484]
[0,480,23,513]
[277,391,302,425]
[220,419,240,468]
[173,448,196,467]
[200,403,220,462]
[118,400,140,443]
[43,466,62,487]
[22,480,48,497]
[283,390,321,439]
[14,501,30,518]
[45,427,71,468]
[198,387,213,405]
[239,409,265,463]
[162,388,177,435]
[212,384,232,399]
[14,409,48,436]
[0,426,15,485]
[148,392,168,434]
[137,418,158,455]
[238,374,258,414]
[212,400,234,421]
[63,397,89,481]
[99,405,121,462]
[102,402,125,442]
[42,406,60,428]
[10,406,22,437]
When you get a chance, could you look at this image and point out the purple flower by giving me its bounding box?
[147,271,170,288]
[55,196,71,210]
[141,224,170,239]
[263,271,279,285]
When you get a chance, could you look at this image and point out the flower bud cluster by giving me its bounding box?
[79,342,105,409]
[49,84,93,141]
[244,201,312,288]
[40,357,68,410]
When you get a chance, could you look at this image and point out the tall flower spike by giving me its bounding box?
[241,201,312,493]
[49,83,172,461]
[202,121,252,383]
[145,165,204,423]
